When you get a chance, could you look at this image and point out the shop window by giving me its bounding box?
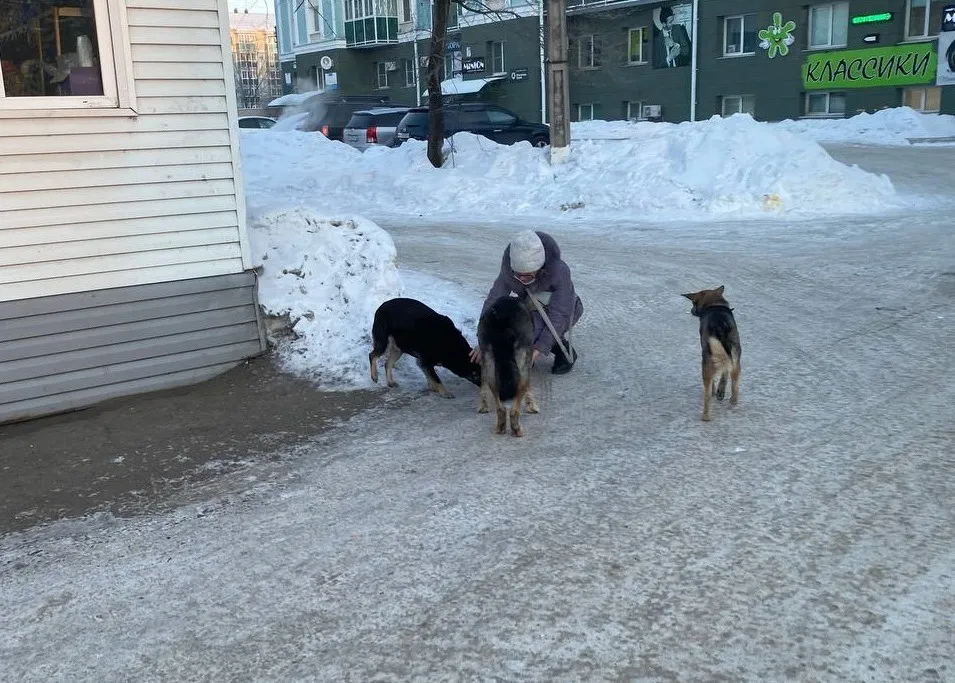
[628,27,649,64]
[0,0,132,111]
[808,2,848,49]
[720,95,756,117]
[805,91,846,116]
[723,15,758,55]
[577,35,601,68]
[905,0,945,39]
[403,58,415,87]
[376,61,389,88]
[902,86,942,112]
[489,41,505,74]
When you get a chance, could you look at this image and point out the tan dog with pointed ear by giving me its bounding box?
[682,286,741,421]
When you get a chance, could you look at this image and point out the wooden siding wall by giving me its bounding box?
[0,0,249,304]
[0,272,265,424]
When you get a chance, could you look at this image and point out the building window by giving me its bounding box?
[625,100,643,120]
[577,35,601,68]
[311,5,323,34]
[489,41,505,74]
[312,65,325,89]
[628,27,649,64]
[576,103,601,120]
[720,95,756,116]
[723,15,757,55]
[0,0,134,111]
[805,91,846,116]
[808,3,849,49]
[903,86,942,112]
[403,58,416,87]
[376,61,389,88]
[401,0,412,23]
[905,0,945,39]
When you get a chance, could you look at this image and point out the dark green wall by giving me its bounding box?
[285,0,954,122]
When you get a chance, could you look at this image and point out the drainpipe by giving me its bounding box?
[412,0,421,105]
[690,0,699,121]
[539,0,547,123]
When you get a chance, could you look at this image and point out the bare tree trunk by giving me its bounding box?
[427,0,451,168]
[546,0,571,164]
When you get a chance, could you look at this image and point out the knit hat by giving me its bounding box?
[509,230,546,273]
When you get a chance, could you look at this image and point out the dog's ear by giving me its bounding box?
[681,292,695,301]
[715,285,725,295]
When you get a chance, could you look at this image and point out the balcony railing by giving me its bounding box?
[344,0,399,47]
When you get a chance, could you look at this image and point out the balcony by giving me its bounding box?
[344,0,399,47]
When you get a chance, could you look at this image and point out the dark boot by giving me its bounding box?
[551,338,577,375]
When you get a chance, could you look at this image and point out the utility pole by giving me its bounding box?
[546,0,571,164]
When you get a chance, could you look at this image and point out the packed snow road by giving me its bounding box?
[2,145,953,682]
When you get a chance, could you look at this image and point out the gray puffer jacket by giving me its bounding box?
[481,231,583,353]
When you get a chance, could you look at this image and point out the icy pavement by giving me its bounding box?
[2,146,954,682]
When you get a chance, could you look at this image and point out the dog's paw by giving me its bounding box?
[441,391,455,399]
[730,396,739,406]
[387,380,399,388]
[511,426,524,437]
[477,405,489,413]
[701,413,712,422]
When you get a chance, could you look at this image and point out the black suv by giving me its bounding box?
[395,103,550,148]
[300,94,409,142]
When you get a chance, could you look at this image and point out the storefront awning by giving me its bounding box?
[421,76,506,98]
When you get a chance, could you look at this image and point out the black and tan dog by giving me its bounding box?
[682,285,742,422]
[477,296,539,437]
[369,297,481,398]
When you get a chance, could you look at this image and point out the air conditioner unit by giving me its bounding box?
[641,104,662,121]
[385,61,398,71]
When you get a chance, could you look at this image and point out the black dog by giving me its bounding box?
[477,296,539,436]
[369,297,481,398]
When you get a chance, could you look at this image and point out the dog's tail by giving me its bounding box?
[490,334,521,402]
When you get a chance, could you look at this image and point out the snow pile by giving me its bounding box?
[241,113,897,221]
[248,208,400,385]
[773,107,955,145]
[247,207,481,388]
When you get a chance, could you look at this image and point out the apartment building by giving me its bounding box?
[230,9,284,109]
[274,0,955,123]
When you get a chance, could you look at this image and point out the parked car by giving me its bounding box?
[237,116,276,129]
[342,107,411,150]
[300,95,405,142]
[395,103,550,148]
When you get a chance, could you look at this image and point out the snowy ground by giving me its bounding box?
[2,138,954,680]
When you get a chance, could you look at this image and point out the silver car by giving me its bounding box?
[342,107,410,150]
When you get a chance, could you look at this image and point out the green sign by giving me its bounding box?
[851,12,893,25]
[802,43,937,89]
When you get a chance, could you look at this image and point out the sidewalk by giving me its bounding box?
[0,357,380,535]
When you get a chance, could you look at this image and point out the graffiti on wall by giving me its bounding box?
[937,4,955,86]
[652,4,692,68]
[759,13,796,59]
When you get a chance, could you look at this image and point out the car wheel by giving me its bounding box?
[531,137,548,148]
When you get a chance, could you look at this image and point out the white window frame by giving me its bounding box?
[625,100,643,121]
[627,27,648,64]
[723,15,755,56]
[577,103,595,121]
[309,3,324,37]
[490,41,505,74]
[376,61,389,88]
[578,35,599,68]
[400,0,412,23]
[805,91,846,117]
[903,85,942,112]
[403,58,415,87]
[720,94,755,117]
[904,0,944,39]
[808,2,849,49]
[0,0,136,116]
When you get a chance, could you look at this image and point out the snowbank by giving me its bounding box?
[571,107,955,147]
[247,207,480,388]
[241,113,897,222]
[773,107,955,145]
